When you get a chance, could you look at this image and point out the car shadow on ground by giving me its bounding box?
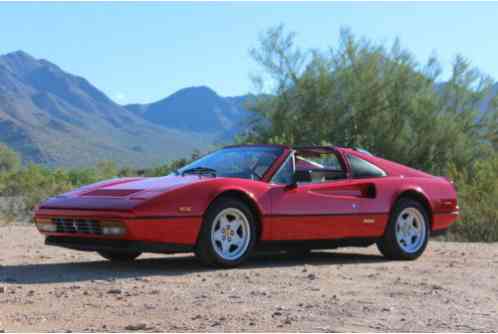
[0,250,386,285]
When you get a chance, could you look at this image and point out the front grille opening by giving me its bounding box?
[53,218,102,235]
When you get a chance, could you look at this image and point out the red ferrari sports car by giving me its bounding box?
[34,144,458,267]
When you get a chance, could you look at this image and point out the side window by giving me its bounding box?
[347,154,386,178]
[272,154,294,185]
[294,152,347,183]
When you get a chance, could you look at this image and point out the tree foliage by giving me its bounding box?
[244,25,498,176]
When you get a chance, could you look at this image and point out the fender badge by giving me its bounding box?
[363,218,375,224]
[178,206,192,213]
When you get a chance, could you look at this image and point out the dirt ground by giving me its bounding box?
[0,224,497,332]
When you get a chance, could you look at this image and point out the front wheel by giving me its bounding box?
[195,198,256,268]
[377,199,429,260]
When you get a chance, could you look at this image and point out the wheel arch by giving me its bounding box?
[392,188,433,230]
[203,189,264,242]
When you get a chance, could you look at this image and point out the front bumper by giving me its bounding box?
[35,208,203,246]
[45,236,193,254]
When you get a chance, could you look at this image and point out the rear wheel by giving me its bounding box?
[195,198,256,268]
[97,251,141,262]
[377,199,429,260]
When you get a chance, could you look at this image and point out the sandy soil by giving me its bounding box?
[0,224,497,332]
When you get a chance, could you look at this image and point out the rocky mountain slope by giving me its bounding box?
[0,51,252,168]
[124,86,252,141]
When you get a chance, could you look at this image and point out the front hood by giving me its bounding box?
[82,175,206,194]
[38,175,211,211]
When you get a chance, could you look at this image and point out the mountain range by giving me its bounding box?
[1,50,496,169]
[0,51,252,168]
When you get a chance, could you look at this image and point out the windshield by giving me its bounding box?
[176,146,284,180]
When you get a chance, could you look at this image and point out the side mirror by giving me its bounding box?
[286,173,299,189]
[285,170,312,189]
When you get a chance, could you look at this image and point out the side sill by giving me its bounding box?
[257,237,379,251]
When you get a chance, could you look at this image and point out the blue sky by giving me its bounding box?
[0,2,497,104]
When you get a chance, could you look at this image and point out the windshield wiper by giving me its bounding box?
[181,167,217,177]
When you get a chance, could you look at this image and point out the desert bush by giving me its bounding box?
[1,165,73,219]
[0,144,20,195]
[0,143,21,174]
[0,152,197,221]
[447,156,498,241]
[0,161,121,220]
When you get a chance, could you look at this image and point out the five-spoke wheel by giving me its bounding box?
[195,197,256,267]
[211,208,251,261]
[377,198,429,260]
[395,207,427,253]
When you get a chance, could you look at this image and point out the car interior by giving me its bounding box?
[294,149,348,184]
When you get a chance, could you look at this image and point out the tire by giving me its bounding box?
[97,251,141,262]
[195,197,257,268]
[377,198,430,260]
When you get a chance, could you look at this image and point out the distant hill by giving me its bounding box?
[0,51,255,168]
[124,86,253,141]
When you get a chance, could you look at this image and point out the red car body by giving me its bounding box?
[34,145,458,256]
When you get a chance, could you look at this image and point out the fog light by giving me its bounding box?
[35,218,57,232]
[100,221,126,236]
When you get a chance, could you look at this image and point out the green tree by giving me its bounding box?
[244,26,498,175]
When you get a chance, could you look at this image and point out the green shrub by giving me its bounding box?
[0,160,121,220]
[448,156,498,241]
[1,165,72,220]
[0,143,21,174]
[0,155,195,221]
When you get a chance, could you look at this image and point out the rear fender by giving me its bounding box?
[390,185,434,229]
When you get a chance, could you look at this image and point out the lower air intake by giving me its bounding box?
[54,218,102,235]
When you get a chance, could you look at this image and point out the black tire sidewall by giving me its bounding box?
[196,198,257,268]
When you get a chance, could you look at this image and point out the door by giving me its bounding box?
[267,149,387,240]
